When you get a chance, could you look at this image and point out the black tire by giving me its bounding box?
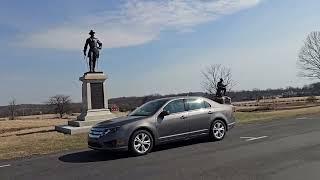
[129,130,154,156]
[209,120,227,141]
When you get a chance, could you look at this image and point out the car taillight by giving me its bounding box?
[232,106,236,112]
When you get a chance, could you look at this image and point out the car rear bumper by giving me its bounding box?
[227,122,236,130]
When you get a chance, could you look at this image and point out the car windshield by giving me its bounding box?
[129,99,169,116]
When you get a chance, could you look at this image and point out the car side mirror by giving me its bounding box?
[159,110,170,118]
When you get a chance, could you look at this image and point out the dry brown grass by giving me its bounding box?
[0,116,87,160]
[0,119,67,134]
[233,96,320,106]
[0,132,87,160]
[0,112,127,160]
[236,105,320,123]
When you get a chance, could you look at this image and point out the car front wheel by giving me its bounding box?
[209,120,226,141]
[130,130,153,156]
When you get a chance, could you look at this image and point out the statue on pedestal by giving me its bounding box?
[55,30,114,134]
[216,78,227,97]
[213,78,232,104]
[83,30,102,72]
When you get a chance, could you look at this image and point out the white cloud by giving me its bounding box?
[15,0,262,50]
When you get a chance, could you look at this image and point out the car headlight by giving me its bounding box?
[103,126,120,136]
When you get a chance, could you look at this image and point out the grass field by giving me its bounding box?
[236,106,320,123]
[0,132,88,160]
[0,119,66,135]
[0,116,88,160]
[0,107,319,160]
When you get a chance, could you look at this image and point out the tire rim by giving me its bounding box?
[213,122,225,139]
[133,132,151,154]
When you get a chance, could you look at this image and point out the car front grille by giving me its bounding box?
[89,127,105,138]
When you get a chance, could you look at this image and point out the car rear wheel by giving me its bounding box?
[209,120,226,141]
[130,130,153,156]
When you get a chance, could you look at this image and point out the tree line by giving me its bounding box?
[1,82,319,119]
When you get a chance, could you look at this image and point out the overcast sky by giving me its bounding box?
[0,0,319,105]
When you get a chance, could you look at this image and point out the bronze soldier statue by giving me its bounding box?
[83,30,102,72]
[216,78,227,97]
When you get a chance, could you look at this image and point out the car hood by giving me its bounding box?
[94,115,147,128]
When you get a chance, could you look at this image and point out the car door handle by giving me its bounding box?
[208,111,213,114]
[180,116,187,119]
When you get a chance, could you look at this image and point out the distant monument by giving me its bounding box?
[214,78,232,104]
[56,30,115,134]
[216,78,227,97]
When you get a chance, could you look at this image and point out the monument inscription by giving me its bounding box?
[90,83,105,109]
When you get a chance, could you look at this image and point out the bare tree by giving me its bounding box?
[8,98,17,120]
[201,64,235,97]
[48,95,72,118]
[298,31,320,79]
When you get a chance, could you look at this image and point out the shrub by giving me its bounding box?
[306,96,317,103]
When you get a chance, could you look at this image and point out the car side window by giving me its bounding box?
[163,99,185,114]
[203,101,211,108]
[186,98,206,111]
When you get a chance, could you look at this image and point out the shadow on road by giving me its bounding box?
[153,137,209,152]
[59,137,210,163]
[59,150,131,163]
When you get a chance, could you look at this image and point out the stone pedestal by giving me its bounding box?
[213,96,232,104]
[56,72,115,134]
[76,72,114,121]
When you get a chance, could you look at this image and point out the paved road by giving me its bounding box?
[1,115,320,180]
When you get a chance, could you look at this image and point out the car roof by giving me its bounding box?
[148,96,221,107]
[154,96,209,101]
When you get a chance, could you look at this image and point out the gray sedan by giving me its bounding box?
[88,96,236,156]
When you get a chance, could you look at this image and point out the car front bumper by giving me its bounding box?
[88,126,130,151]
[88,136,128,151]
